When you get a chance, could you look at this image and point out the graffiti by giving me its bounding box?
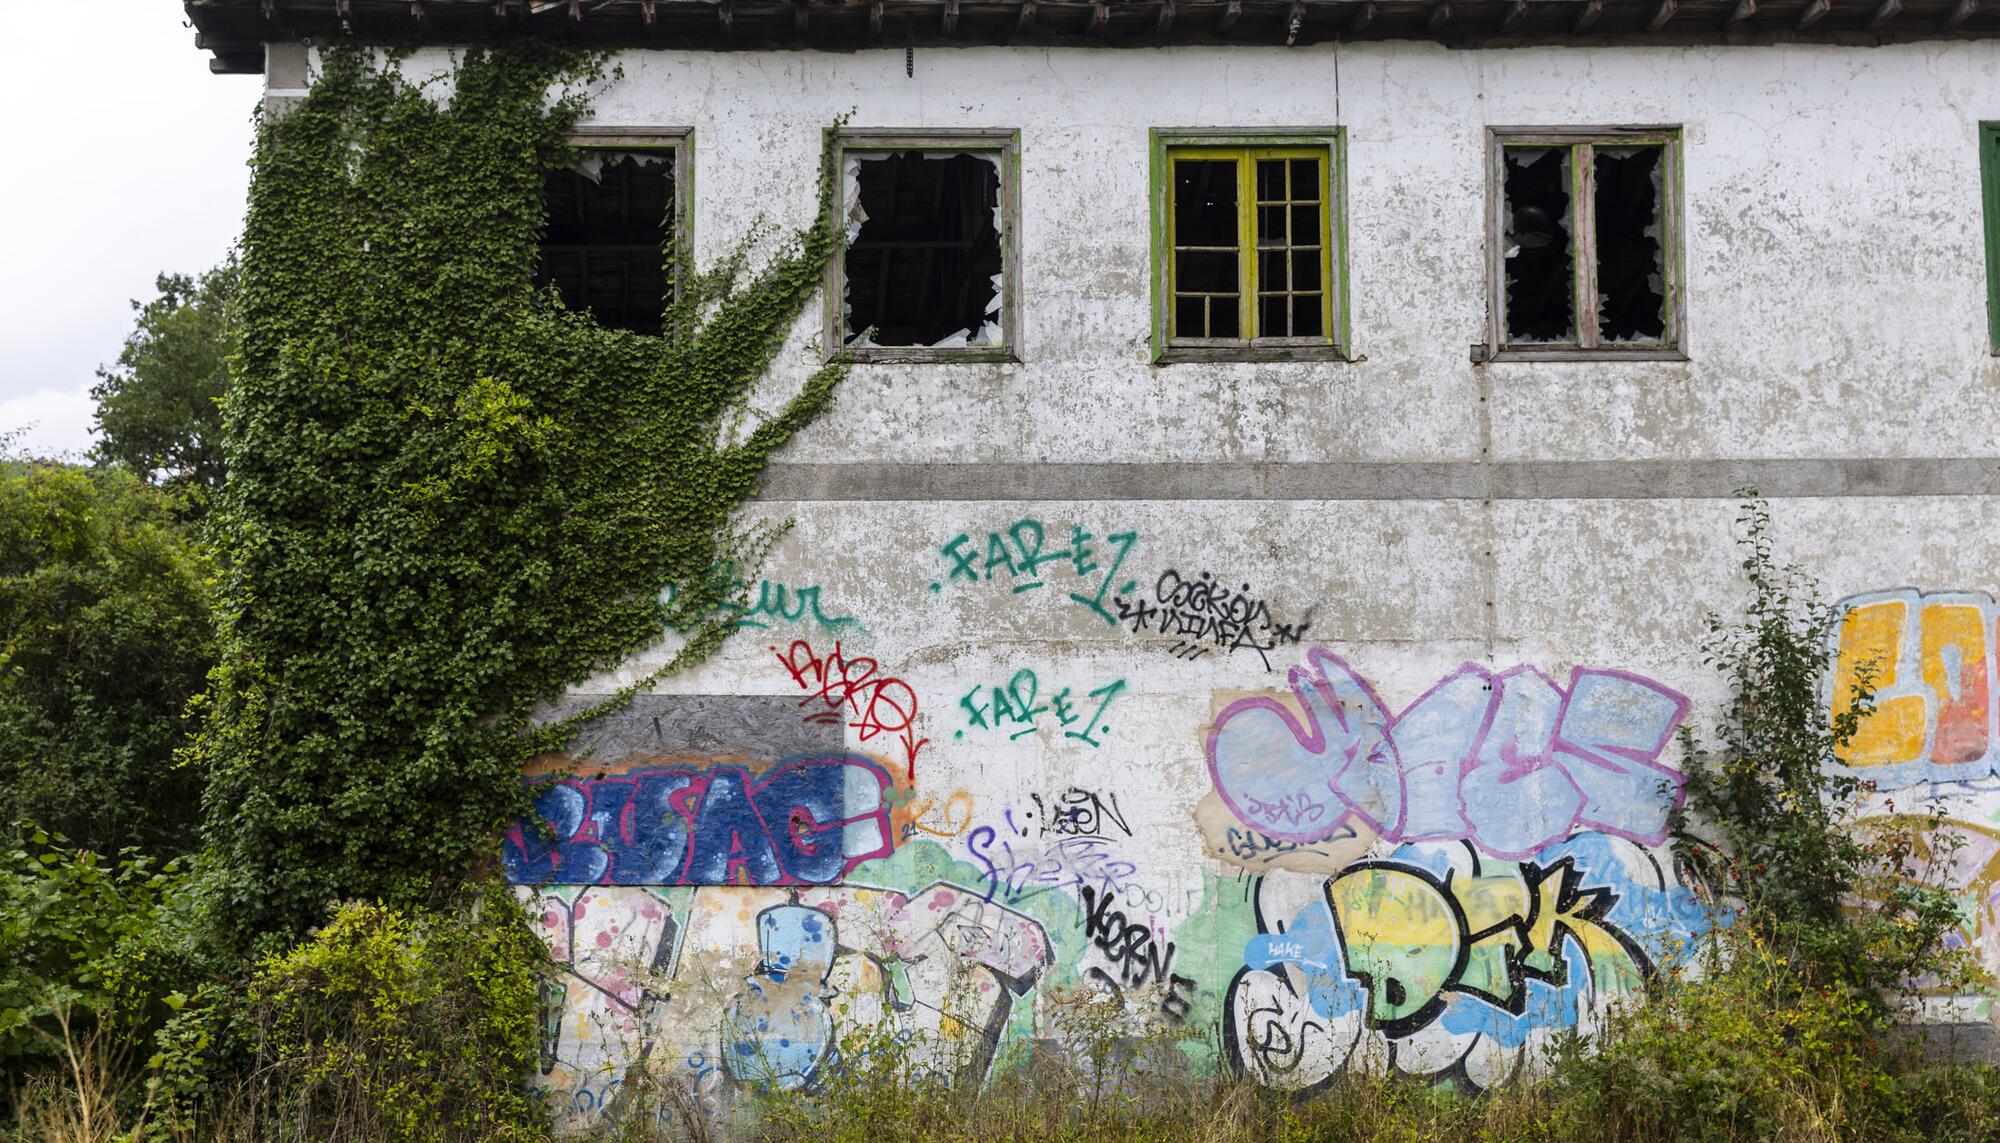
[1227,833,1716,1092]
[774,638,927,780]
[933,518,1139,628]
[504,755,894,886]
[1114,569,1311,670]
[667,562,858,632]
[883,784,978,841]
[1831,588,2000,784]
[1003,787,1132,840]
[521,869,1057,1125]
[955,670,1125,747]
[967,827,1137,906]
[1206,647,1690,861]
[1081,883,1179,990]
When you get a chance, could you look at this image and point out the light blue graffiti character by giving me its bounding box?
[722,904,838,1091]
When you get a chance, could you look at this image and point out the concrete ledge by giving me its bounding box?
[755,458,2000,502]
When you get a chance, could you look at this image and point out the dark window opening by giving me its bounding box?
[536,150,675,336]
[1503,147,1574,344]
[1253,157,1324,338]
[1172,158,1241,339]
[1593,146,1666,342]
[843,151,1003,348]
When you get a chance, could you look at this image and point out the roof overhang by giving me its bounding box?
[188,0,2000,74]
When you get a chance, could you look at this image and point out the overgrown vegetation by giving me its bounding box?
[196,38,847,952]
[1673,496,1972,1005]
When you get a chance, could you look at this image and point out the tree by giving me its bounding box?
[90,261,239,503]
[0,461,216,856]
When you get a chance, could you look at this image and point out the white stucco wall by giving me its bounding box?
[302,41,2000,1127]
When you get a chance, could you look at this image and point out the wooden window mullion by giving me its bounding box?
[1573,142,1600,349]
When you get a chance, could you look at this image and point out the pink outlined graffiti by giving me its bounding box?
[1205,648,1690,860]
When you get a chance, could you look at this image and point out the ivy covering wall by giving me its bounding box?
[196,40,846,949]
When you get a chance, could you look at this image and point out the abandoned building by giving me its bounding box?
[189,0,2000,1128]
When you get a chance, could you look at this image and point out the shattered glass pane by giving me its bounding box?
[1502,147,1574,344]
[537,150,674,335]
[1594,145,1667,343]
[843,151,1003,348]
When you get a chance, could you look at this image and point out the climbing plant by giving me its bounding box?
[195,40,848,950]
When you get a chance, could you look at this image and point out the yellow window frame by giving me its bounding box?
[1166,145,1334,344]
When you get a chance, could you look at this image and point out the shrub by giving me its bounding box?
[0,822,195,1121]
[1675,496,1972,1005]
[241,886,547,1142]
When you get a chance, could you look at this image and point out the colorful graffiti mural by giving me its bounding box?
[1225,833,1714,1091]
[1204,648,1691,863]
[521,861,1059,1121]
[1832,588,2000,784]
[1832,587,2000,995]
[505,756,896,886]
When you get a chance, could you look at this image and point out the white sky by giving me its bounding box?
[0,2,260,459]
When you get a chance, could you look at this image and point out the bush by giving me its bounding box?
[240,886,547,1142]
[0,822,195,1118]
[1675,496,1973,1005]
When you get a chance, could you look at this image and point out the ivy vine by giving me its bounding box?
[196,39,847,950]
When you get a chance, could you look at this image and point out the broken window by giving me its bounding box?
[536,147,677,335]
[1493,131,1679,353]
[1164,144,1339,350]
[836,135,1014,355]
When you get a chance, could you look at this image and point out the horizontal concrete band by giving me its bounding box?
[757,457,2000,501]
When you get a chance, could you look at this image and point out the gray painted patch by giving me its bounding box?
[534,693,837,764]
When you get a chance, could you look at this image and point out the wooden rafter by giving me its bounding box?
[1647,0,1678,29]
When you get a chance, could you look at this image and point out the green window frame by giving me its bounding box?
[1149,129,1349,364]
[1981,123,2000,352]
[1483,126,1685,362]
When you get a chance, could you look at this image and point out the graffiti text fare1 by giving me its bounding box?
[934,518,1138,627]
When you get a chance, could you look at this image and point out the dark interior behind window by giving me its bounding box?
[1593,146,1666,342]
[537,151,674,335]
[1503,147,1575,344]
[844,152,1002,348]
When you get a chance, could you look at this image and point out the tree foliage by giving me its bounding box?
[195,40,847,950]
[0,461,215,856]
[90,261,240,505]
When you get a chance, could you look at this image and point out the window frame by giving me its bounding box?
[1483,126,1686,363]
[544,127,695,321]
[1980,122,2000,354]
[1149,128,1350,364]
[823,128,1023,365]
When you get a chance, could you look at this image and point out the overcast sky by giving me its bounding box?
[0,2,260,459]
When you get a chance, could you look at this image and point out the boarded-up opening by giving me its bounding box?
[537,151,675,336]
